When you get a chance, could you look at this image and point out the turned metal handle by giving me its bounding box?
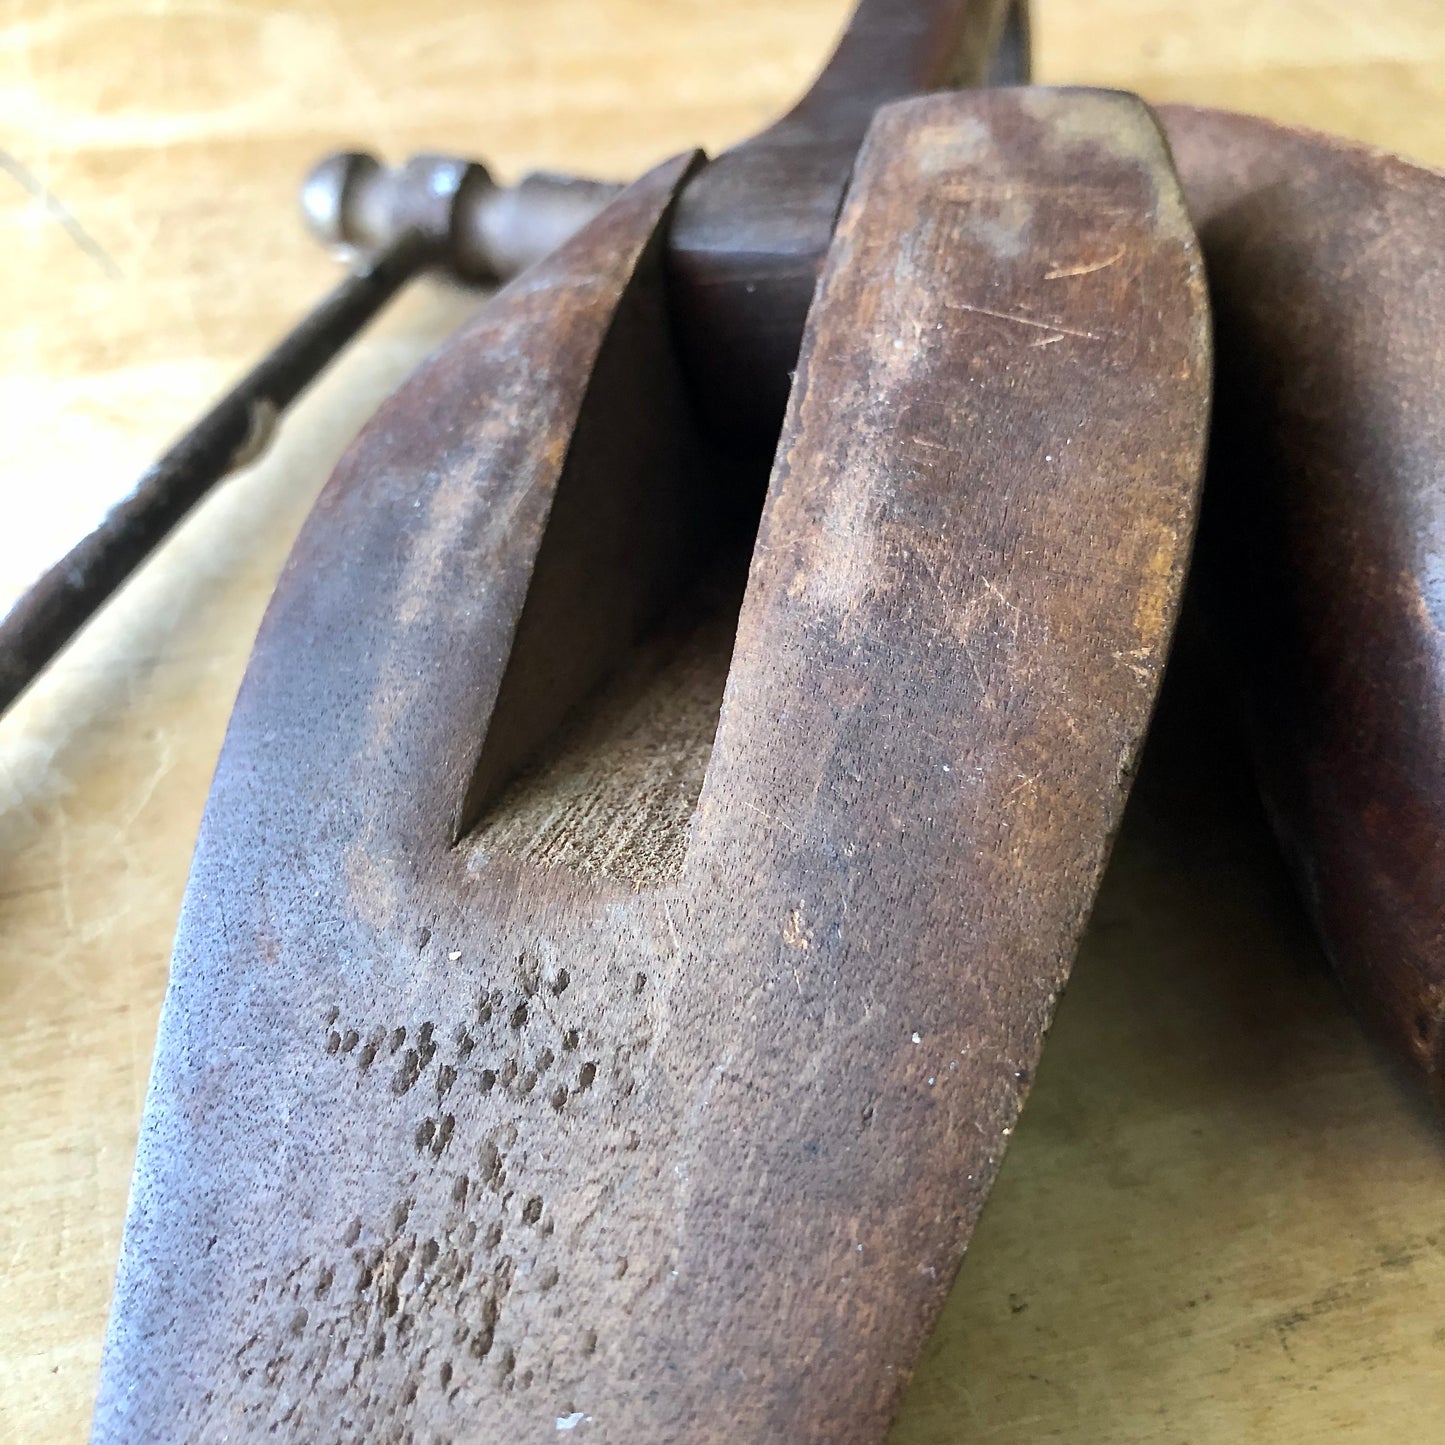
[300,151,621,284]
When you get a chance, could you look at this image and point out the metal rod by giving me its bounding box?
[0,229,435,719]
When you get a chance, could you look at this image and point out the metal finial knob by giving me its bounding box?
[299,151,382,250]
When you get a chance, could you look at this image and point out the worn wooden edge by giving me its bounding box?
[1161,103,1445,1102]
[89,149,706,1442]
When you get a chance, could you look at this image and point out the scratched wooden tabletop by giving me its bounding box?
[1,1,1442,1440]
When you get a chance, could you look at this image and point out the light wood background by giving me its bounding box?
[1,2,1442,1440]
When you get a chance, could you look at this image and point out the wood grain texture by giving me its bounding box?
[92,149,707,1444]
[2,2,1444,1443]
[91,87,1207,1442]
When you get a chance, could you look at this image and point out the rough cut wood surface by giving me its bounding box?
[2,2,1443,1442]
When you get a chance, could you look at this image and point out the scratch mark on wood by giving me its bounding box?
[945,300,1105,343]
[1045,246,1125,279]
[0,151,121,279]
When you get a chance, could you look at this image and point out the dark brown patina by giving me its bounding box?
[1165,107,1445,1098]
[93,87,1208,1442]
